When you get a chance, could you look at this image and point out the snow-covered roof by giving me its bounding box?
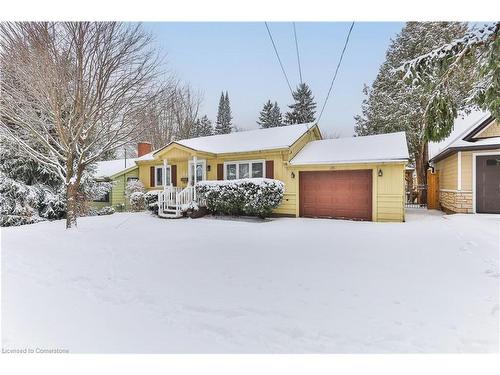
[153,123,316,156]
[95,158,138,178]
[136,151,155,161]
[428,110,493,160]
[290,132,409,165]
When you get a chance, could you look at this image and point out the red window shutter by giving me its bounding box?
[171,165,177,186]
[217,164,224,180]
[266,160,274,179]
[150,166,155,187]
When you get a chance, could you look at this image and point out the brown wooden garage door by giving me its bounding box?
[476,155,500,213]
[299,170,372,220]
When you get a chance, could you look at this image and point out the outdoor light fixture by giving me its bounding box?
[207,165,211,172]
[291,172,295,179]
[378,169,383,177]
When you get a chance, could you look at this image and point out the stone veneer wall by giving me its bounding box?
[439,191,473,213]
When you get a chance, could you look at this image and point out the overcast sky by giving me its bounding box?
[144,22,405,137]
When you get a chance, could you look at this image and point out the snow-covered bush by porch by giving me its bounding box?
[144,190,160,214]
[196,178,284,218]
[129,191,145,211]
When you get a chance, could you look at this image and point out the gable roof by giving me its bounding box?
[429,111,499,162]
[95,158,138,178]
[290,132,409,165]
[142,123,318,159]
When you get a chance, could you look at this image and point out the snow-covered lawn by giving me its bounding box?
[1,210,499,353]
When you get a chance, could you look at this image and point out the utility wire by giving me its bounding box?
[264,22,294,96]
[317,22,355,123]
[293,22,303,84]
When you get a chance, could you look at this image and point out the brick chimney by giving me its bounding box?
[137,142,152,157]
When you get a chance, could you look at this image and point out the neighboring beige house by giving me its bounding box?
[429,113,500,214]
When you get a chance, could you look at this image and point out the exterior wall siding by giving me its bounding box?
[475,120,500,138]
[111,168,140,211]
[435,153,458,190]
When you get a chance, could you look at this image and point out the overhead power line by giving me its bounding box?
[264,22,294,96]
[293,22,303,84]
[317,22,355,123]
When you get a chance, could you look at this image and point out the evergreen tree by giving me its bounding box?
[403,22,499,138]
[214,91,232,134]
[258,100,283,128]
[354,22,470,204]
[270,102,283,127]
[192,115,213,137]
[257,100,273,128]
[285,83,316,124]
[223,91,233,130]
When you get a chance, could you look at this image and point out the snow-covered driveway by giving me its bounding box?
[1,210,499,353]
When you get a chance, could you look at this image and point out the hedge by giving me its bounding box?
[196,178,284,218]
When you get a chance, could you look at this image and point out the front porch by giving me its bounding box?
[157,155,207,218]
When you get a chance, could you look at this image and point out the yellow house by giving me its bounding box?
[134,123,409,222]
[430,113,500,214]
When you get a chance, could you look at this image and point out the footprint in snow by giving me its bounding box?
[484,269,500,278]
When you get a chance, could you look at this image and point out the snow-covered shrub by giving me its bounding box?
[0,136,114,225]
[126,179,145,196]
[196,178,284,218]
[0,172,68,226]
[37,185,66,220]
[0,173,41,226]
[144,190,160,214]
[129,191,145,211]
[83,207,99,217]
[97,206,115,215]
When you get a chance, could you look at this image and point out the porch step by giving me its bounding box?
[158,210,183,219]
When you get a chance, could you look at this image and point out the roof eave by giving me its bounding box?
[108,165,139,179]
[289,158,408,166]
[430,142,500,163]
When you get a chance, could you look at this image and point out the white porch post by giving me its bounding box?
[163,159,168,191]
[193,155,197,201]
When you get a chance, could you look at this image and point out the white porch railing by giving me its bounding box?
[176,186,194,210]
[158,185,202,218]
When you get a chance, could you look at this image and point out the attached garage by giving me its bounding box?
[475,154,500,213]
[289,132,409,222]
[299,170,372,220]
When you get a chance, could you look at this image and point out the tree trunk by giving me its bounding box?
[65,164,84,229]
[415,142,429,205]
[66,182,79,229]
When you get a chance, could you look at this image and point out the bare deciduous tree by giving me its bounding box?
[0,22,162,228]
[133,82,203,149]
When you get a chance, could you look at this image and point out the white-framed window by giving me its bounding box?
[155,165,171,186]
[188,159,206,185]
[223,160,265,180]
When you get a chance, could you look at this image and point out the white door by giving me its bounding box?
[188,160,206,185]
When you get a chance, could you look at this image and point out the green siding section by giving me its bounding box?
[111,168,139,211]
